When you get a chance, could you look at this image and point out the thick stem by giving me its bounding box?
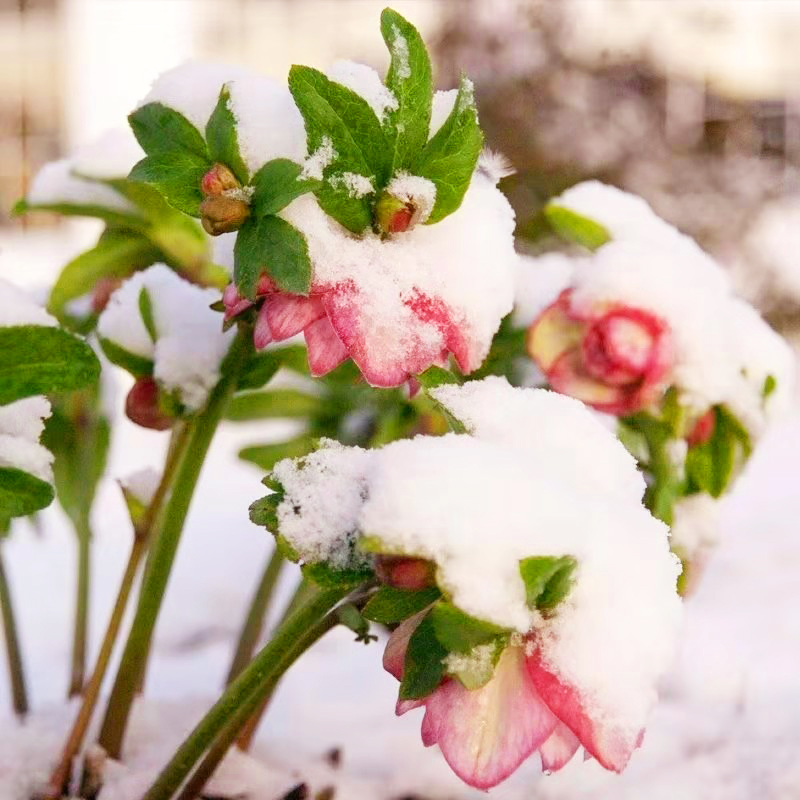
[68,516,91,697]
[42,425,194,799]
[225,547,285,686]
[0,544,27,717]
[97,332,251,759]
[142,587,347,800]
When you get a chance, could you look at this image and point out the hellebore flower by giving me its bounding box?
[527,289,672,415]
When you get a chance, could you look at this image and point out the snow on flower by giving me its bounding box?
[267,377,682,788]
[145,60,516,387]
[0,279,57,482]
[523,182,794,437]
[97,264,235,412]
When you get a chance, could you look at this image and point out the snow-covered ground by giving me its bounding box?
[1,228,799,798]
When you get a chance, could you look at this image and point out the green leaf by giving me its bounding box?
[47,229,159,318]
[138,288,158,343]
[205,84,249,184]
[250,158,317,217]
[519,555,577,614]
[234,215,311,297]
[416,365,462,389]
[447,638,505,691]
[362,585,441,624]
[13,197,147,229]
[128,102,209,160]
[0,326,100,405]
[762,374,777,399]
[544,205,611,251]
[336,602,376,643]
[399,612,447,700]
[238,435,316,471]
[429,602,508,654]
[0,468,54,519]
[380,8,433,172]
[226,389,320,421]
[289,65,388,233]
[414,75,483,224]
[128,153,209,217]
[302,561,373,590]
[248,488,284,531]
[237,344,310,390]
[97,335,154,377]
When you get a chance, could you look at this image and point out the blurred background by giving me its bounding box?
[6,0,800,325]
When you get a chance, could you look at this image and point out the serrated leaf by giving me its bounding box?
[519,555,577,614]
[238,434,316,471]
[205,84,249,184]
[47,229,159,318]
[0,468,54,519]
[429,601,508,654]
[237,344,310,390]
[545,205,611,251]
[0,327,100,405]
[248,488,284,531]
[399,612,447,700]
[380,8,433,172]
[416,365,462,389]
[289,65,389,233]
[97,335,154,377]
[128,153,209,217]
[234,215,311,297]
[414,75,483,224]
[138,288,158,343]
[362,585,441,624]
[129,102,209,160]
[250,158,317,217]
[226,389,320,421]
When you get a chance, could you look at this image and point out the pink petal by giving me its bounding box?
[397,697,426,716]
[421,647,558,790]
[253,303,274,350]
[223,284,254,321]
[303,316,348,377]
[539,722,580,772]
[263,294,325,341]
[526,649,641,773]
[526,296,586,372]
[404,291,475,374]
[382,611,428,682]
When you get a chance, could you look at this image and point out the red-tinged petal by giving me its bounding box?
[397,697,426,716]
[421,647,558,790]
[548,350,628,409]
[404,291,475,374]
[527,299,585,372]
[539,722,580,772]
[382,611,428,681]
[526,649,641,773]
[256,274,277,295]
[304,316,348,377]
[253,304,274,350]
[264,294,325,341]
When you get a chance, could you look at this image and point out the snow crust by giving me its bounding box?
[0,398,53,482]
[97,265,234,410]
[273,377,681,741]
[26,129,142,213]
[0,278,57,328]
[326,61,398,121]
[523,182,795,436]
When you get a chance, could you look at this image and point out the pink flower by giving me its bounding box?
[383,614,643,789]
[526,289,672,415]
[223,276,474,388]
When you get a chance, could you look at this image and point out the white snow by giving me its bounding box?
[26,129,142,214]
[669,493,721,563]
[513,252,574,328]
[0,398,53,483]
[119,467,161,507]
[383,172,436,223]
[328,172,375,199]
[300,136,337,181]
[430,89,457,137]
[96,265,234,410]
[326,61,398,121]
[388,25,412,81]
[0,278,57,328]
[478,148,516,184]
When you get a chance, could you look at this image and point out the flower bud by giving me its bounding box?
[375,191,415,234]
[200,195,250,236]
[125,377,174,431]
[200,163,240,197]
[375,555,437,590]
[91,277,122,314]
[687,408,715,447]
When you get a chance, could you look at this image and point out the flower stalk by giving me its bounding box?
[0,544,27,717]
[68,513,91,698]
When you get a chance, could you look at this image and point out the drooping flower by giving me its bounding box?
[527,288,672,415]
[253,377,682,789]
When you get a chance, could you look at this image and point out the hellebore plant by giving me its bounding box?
[0,8,791,800]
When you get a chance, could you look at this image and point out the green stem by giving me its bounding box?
[41,425,193,800]
[0,544,28,716]
[143,586,347,800]
[68,515,91,697]
[97,331,251,759]
[225,547,285,685]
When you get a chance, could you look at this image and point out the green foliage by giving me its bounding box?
[301,561,374,590]
[518,555,577,614]
[544,205,611,250]
[239,435,317,472]
[762,374,777,399]
[234,215,311,297]
[362,585,441,624]
[416,365,462,389]
[205,85,249,184]
[399,612,448,700]
[0,326,100,405]
[250,159,317,217]
[226,389,320,421]
[414,75,483,224]
[129,102,209,160]
[336,602,377,643]
[237,344,309,390]
[0,468,54,520]
[138,288,158,343]
[12,197,146,230]
[128,153,209,217]
[429,602,509,653]
[97,335,154,377]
